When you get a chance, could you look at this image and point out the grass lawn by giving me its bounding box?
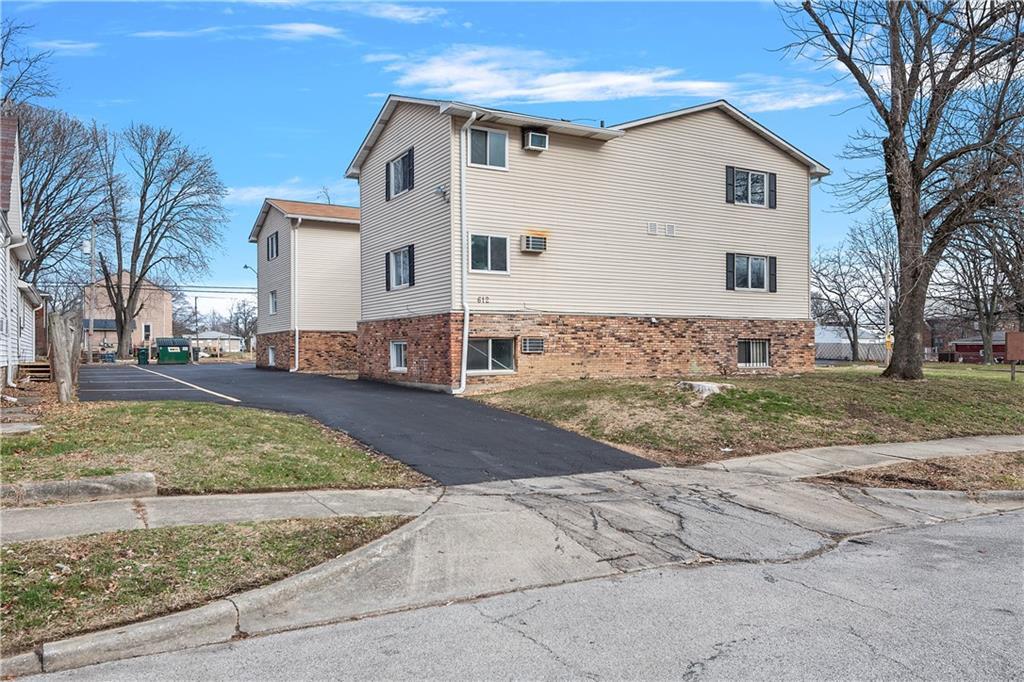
[814,452,1024,492]
[476,369,1024,465]
[0,401,428,494]
[0,516,408,656]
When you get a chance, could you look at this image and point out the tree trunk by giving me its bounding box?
[882,275,928,379]
[70,313,82,385]
[48,312,75,403]
[980,326,994,365]
[850,332,860,362]
[116,323,132,358]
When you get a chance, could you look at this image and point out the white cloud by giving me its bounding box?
[343,3,446,24]
[363,52,403,63]
[31,39,99,56]
[261,22,344,41]
[385,45,731,103]
[225,177,357,205]
[132,27,225,39]
[373,45,855,112]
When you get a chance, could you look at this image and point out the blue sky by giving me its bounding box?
[13,0,869,312]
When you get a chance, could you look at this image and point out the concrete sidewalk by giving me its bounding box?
[699,434,1024,479]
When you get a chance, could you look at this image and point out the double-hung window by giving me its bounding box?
[389,341,408,372]
[470,235,508,273]
[733,168,767,206]
[738,339,770,368]
[467,338,515,373]
[387,149,414,199]
[387,246,412,289]
[266,232,279,260]
[469,127,508,169]
[734,254,767,290]
[269,290,278,315]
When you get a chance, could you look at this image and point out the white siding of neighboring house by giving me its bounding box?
[255,208,292,334]
[448,107,812,320]
[1,250,14,367]
[18,292,34,361]
[295,221,360,331]
[359,102,453,322]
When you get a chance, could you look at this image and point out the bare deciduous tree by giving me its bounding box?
[784,1,1024,379]
[94,123,226,357]
[16,104,104,281]
[227,298,257,343]
[1,19,56,108]
[812,242,873,360]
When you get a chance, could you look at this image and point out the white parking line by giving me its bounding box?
[132,366,241,403]
[79,388,197,392]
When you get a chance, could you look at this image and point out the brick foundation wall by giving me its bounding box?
[465,314,815,392]
[357,314,459,389]
[357,312,814,392]
[256,330,358,373]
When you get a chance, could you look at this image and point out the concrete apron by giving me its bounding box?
[13,465,1023,677]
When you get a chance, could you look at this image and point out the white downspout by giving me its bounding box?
[4,236,28,387]
[291,217,302,372]
[451,111,478,395]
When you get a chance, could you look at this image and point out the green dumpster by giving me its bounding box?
[156,337,191,365]
[137,347,149,365]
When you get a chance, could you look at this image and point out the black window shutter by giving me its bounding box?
[385,253,391,291]
[726,253,735,290]
[406,149,415,191]
[407,245,415,286]
[385,162,391,201]
[768,173,777,209]
[769,256,777,292]
[725,166,735,204]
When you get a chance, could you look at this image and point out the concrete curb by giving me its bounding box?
[0,472,157,506]
[0,514,433,676]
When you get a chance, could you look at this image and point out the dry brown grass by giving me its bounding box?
[813,452,1024,492]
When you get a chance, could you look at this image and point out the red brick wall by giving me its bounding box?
[357,312,814,392]
[256,330,358,373]
[465,314,814,391]
[357,314,460,389]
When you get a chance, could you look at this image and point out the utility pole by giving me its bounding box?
[85,220,97,364]
[883,261,892,366]
[194,295,199,363]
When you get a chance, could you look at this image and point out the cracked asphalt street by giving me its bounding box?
[51,511,1023,680]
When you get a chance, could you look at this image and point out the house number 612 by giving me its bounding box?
[476,296,490,304]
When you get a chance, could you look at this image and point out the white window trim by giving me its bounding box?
[467,126,509,171]
[738,339,771,369]
[465,338,516,375]
[469,234,510,275]
[734,254,769,292]
[269,290,278,315]
[389,340,408,373]
[389,247,411,290]
[266,231,279,260]
[733,168,768,208]
[388,149,414,199]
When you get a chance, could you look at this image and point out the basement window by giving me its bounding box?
[390,340,408,373]
[738,339,770,368]
[467,338,515,373]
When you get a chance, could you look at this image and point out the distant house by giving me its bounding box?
[195,330,245,354]
[950,331,1007,363]
[82,273,173,352]
[814,325,886,362]
[248,199,360,372]
[1,112,43,385]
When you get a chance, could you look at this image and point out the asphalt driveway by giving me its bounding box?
[78,363,655,485]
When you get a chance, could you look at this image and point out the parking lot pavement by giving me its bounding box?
[78,365,239,404]
[75,363,656,485]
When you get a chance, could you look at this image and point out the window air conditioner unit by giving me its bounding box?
[521,337,546,354]
[523,129,549,151]
[520,235,548,252]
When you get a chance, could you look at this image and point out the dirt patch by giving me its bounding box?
[812,451,1024,492]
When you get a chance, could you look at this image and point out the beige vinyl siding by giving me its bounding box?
[256,208,291,334]
[450,108,812,320]
[296,221,360,331]
[359,102,453,322]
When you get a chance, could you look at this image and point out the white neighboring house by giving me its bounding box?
[248,199,360,372]
[195,330,246,354]
[1,113,43,386]
[814,324,886,362]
